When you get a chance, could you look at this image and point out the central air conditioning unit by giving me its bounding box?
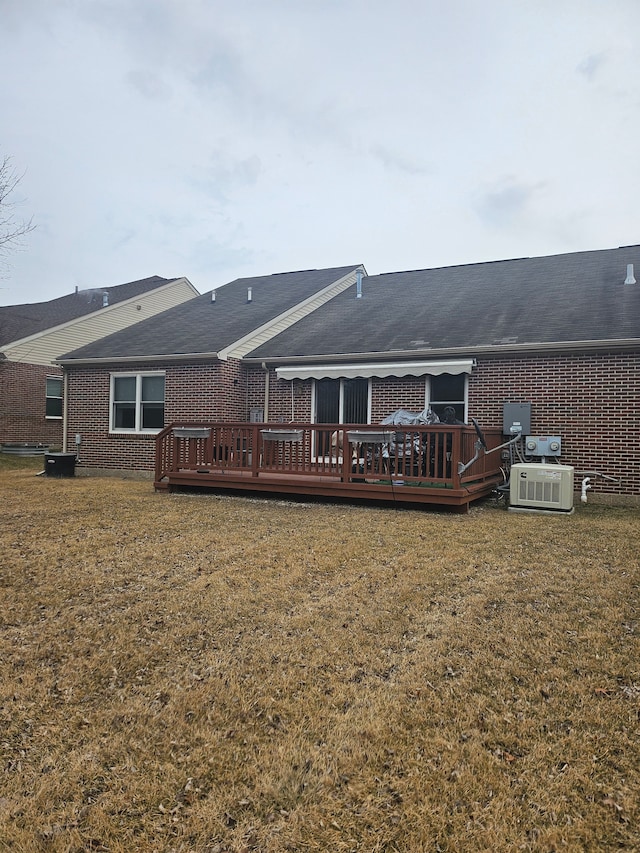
[509,463,575,514]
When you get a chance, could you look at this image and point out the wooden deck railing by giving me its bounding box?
[155,422,505,491]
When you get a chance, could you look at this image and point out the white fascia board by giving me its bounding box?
[251,338,640,366]
[57,351,220,366]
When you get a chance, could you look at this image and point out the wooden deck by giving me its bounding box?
[154,422,506,512]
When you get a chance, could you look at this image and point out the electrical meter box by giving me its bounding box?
[503,403,531,436]
[524,436,562,457]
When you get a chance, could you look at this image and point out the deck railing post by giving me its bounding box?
[252,425,260,476]
[451,427,462,490]
[155,427,168,482]
[341,427,351,482]
[171,431,178,475]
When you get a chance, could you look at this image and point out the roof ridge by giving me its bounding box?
[371,245,640,278]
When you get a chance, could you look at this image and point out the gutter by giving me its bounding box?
[56,351,222,366]
[55,336,640,368]
[242,337,640,366]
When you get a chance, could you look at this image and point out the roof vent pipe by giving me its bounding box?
[211,290,216,302]
[247,286,253,302]
[356,270,363,299]
[625,264,636,285]
[102,292,109,307]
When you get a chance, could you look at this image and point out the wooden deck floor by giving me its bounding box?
[155,467,499,508]
[154,422,505,512]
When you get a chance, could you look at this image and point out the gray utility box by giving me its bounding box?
[503,403,531,436]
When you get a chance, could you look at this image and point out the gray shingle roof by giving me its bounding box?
[247,246,640,360]
[59,266,360,360]
[0,276,178,348]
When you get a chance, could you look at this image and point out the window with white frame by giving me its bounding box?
[45,376,63,418]
[110,373,165,433]
[428,373,467,422]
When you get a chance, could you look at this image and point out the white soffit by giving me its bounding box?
[275,359,475,381]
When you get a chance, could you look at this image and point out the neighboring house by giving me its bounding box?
[58,248,640,502]
[0,275,199,447]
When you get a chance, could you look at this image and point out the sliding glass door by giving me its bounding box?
[314,378,370,455]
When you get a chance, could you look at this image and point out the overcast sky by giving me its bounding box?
[1,0,639,305]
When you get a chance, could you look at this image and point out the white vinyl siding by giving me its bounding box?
[219,269,362,360]
[4,279,197,366]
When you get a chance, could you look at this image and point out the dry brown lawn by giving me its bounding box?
[1,457,639,852]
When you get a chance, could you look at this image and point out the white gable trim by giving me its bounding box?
[3,278,198,366]
[218,267,365,361]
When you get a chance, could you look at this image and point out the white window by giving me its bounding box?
[45,376,63,419]
[427,373,468,422]
[110,373,165,433]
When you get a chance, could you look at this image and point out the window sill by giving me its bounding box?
[109,429,164,436]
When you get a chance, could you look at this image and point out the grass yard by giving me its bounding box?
[1,457,639,852]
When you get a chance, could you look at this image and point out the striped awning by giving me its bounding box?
[275,359,475,381]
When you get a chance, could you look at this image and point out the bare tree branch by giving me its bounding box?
[1,155,36,275]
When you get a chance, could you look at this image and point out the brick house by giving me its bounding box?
[59,248,640,502]
[0,276,198,447]
[58,266,363,473]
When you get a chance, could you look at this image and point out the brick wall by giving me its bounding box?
[248,356,639,497]
[469,351,640,498]
[0,361,64,446]
[251,372,429,423]
[67,352,640,498]
[246,365,267,420]
[66,364,142,469]
[246,368,314,423]
[371,377,426,421]
[67,359,248,471]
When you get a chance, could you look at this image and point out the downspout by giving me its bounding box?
[62,370,69,452]
[262,363,269,422]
